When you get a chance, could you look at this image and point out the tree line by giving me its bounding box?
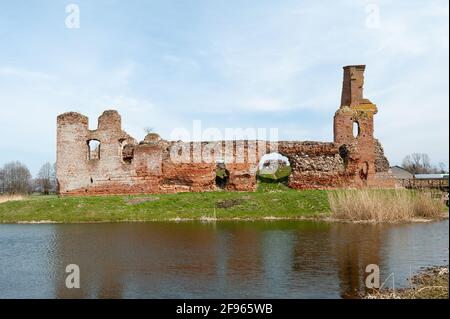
[0,161,56,195]
[401,153,448,175]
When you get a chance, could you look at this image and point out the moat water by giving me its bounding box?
[0,220,448,298]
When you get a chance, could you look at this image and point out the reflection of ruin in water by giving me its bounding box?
[46,221,445,298]
[331,224,382,298]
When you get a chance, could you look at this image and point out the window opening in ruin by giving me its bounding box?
[119,139,134,164]
[215,160,229,189]
[339,145,349,168]
[87,140,101,161]
[121,144,134,164]
[353,121,360,138]
[257,153,291,184]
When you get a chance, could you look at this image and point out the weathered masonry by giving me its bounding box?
[56,65,397,196]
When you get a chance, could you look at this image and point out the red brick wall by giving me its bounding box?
[56,65,397,196]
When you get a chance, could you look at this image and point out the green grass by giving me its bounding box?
[0,183,330,223]
[1,186,446,224]
[215,167,228,179]
[257,166,292,180]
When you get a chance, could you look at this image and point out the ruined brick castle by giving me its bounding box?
[56,65,396,196]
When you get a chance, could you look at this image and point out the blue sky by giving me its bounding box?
[0,0,448,175]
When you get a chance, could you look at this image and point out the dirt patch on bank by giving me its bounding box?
[216,198,245,209]
[125,196,160,205]
[0,195,24,204]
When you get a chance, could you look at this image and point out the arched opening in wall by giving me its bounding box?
[87,140,100,161]
[257,153,291,185]
[353,121,360,138]
[119,139,134,164]
[215,160,229,189]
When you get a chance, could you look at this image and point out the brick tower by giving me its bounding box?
[333,65,378,186]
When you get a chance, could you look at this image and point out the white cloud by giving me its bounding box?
[239,96,286,112]
[0,66,56,81]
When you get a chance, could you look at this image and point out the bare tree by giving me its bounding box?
[402,153,432,174]
[37,162,55,195]
[144,127,154,134]
[52,162,57,188]
[0,167,4,194]
[402,153,447,174]
[437,162,448,174]
[1,161,32,194]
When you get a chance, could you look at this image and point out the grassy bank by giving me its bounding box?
[0,183,330,223]
[364,266,449,299]
[0,185,447,223]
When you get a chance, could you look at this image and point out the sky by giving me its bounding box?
[0,0,448,176]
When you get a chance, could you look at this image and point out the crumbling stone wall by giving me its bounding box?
[277,142,351,189]
[374,139,390,172]
[56,65,396,196]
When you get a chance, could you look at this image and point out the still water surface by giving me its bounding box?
[0,220,448,298]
